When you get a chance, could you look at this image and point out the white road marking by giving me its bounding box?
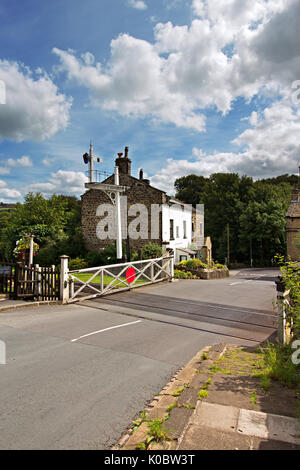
[229,280,254,286]
[71,320,142,343]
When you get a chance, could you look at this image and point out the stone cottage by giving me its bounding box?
[81,147,206,262]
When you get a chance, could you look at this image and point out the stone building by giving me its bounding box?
[81,147,205,262]
[286,185,300,260]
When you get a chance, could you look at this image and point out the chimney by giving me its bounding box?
[115,147,131,176]
[139,169,144,180]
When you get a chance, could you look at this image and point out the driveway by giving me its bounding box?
[0,268,278,449]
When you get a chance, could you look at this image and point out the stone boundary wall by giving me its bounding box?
[175,265,229,280]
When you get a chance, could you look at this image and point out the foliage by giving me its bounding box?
[178,259,208,270]
[174,172,292,265]
[147,419,169,444]
[276,257,300,339]
[258,342,300,388]
[0,193,83,264]
[142,242,162,260]
[13,235,39,262]
[130,251,139,262]
[174,269,195,279]
[68,258,88,270]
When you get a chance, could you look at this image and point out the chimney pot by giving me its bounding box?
[139,169,144,180]
[115,147,131,176]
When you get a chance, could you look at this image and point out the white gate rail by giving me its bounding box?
[60,256,174,304]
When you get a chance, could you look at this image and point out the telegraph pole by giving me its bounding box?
[227,223,230,266]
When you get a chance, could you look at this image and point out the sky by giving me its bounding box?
[0,0,300,202]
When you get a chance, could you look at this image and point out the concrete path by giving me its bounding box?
[119,343,300,451]
[179,402,300,450]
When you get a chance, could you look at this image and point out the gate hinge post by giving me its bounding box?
[60,255,69,304]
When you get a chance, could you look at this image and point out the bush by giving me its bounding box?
[130,251,139,262]
[69,258,88,270]
[174,269,195,279]
[215,263,226,269]
[142,243,162,260]
[85,243,120,267]
[178,259,208,270]
[85,250,106,267]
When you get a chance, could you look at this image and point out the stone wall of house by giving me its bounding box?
[286,218,300,260]
[81,171,168,256]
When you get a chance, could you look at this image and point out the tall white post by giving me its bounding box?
[60,255,69,304]
[114,166,122,260]
[29,234,34,267]
[89,141,94,183]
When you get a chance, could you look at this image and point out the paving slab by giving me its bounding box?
[164,407,194,440]
[178,424,300,450]
[237,409,300,445]
[177,388,198,407]
[191,402,239,432]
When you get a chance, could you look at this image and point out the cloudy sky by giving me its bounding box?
[0,0,300,201]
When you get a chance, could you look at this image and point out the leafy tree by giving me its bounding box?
[175,172,293,265]
[174,175,208,207]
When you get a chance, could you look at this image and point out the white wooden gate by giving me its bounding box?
[63,256,174,304]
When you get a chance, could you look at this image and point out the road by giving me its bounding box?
[0,268,278,449]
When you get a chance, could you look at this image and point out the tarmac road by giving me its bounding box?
[0,268,278,449]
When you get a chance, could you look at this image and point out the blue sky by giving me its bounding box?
[0,0,300,201]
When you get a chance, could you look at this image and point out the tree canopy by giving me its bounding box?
[174,173,293,265]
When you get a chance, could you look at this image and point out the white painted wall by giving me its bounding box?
[162,201,193,256]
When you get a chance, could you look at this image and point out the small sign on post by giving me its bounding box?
[0,266,12,275]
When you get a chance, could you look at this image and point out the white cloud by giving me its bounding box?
[127,0,147,10]
[150,99,300,193]
[53,0,300,133]
[7,156,32,167]
[26,170,88,196]
[0,166,10,175]
[0,60,72,142]
[42,157,56,167]
[0,179,21,200]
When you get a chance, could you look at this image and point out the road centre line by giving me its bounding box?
[71,320,142,343]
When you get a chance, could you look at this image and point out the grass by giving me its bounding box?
[146,418,170,447]
[172,384,188,397]
[198,389,209,400]
[72,272,145,288]
[166,402,178,413]
[250,391,257,407]
[258,342,300,388]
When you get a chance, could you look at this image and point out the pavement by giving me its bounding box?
[0,267,289,450]
[117,343,300,451]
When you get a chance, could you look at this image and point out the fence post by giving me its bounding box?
[13,262,19,300]
[275,277,290,345]
[170,256,175,281]
[35,264,41,301]
[60,255,69,304]
[150,262,154,283]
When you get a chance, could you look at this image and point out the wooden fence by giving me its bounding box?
[0,262,14,296]
[0,262,60,301]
